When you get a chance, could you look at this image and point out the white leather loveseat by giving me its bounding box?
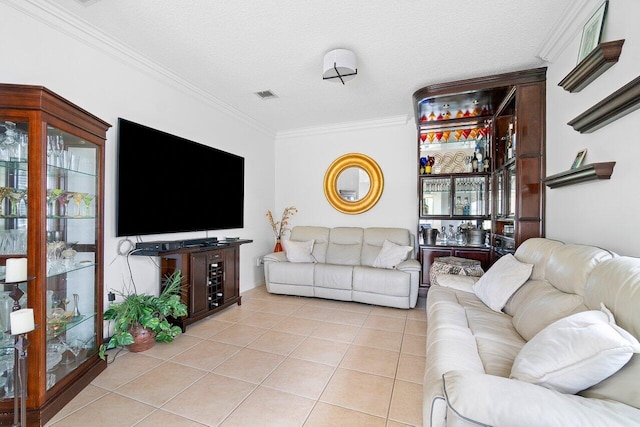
[263,226,421,309]
[424,238,640,426]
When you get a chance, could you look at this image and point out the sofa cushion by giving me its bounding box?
[314,263,354,290]
[434,274,478,292]
[290,226,330,263]
[361,228,412,266]
[504,279,587,341]
[514,238,564,281]
[267,262,315,286]
[372,239,413,269]
[545,243,613,296]
[580,256,640,409]
[473,254,533,312]
[442,370,640,427]
[353,265,411,297]
[510,304,640,394]
[326,227,363,266]
[283,239,316,263]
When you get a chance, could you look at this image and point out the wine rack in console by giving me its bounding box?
[208,258,224,309]
[136,239,252,332]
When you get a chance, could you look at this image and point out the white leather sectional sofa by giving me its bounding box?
[424,238,640,426]
[263,226,421,309]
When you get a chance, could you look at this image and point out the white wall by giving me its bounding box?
[274,118,417,236]
[545,1,640,256]
[0,3,276,302]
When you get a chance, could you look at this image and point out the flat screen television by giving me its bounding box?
[116,118,244,237]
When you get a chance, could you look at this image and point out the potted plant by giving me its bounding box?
[98,270,188,359]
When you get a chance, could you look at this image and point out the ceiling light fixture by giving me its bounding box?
[323,49,357,85]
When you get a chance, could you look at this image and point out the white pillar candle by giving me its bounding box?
[10,308,34,335]
[5,258,27,283]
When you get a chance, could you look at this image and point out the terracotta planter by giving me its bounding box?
[127,325,156,352]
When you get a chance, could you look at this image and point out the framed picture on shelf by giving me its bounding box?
[571,149,587,169]
[577,1,608,63]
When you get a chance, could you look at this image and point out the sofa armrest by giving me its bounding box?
[263,251,287,263]
[442,370,639,427]
[396,258,421,272]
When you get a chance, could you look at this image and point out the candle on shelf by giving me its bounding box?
[5,258,27,283]
[10,308,34,335]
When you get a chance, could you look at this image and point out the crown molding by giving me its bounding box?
[276,115,411,139]
[536,0,605,63]
[1,0,276,138]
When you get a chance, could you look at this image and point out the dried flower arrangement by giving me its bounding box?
[266,206,298,240]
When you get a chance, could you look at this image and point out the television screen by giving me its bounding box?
[116,118,244,237]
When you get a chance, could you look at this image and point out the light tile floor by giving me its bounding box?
[46,286,427,427]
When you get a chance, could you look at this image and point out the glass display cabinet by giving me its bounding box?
[0,84,109,425]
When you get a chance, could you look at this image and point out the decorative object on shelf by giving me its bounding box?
[559,39,624,93]
[577,1,608,63]
[5,258,27,283]
[571,149,587,169]
[98,270,188,359]
[322,48,357,85]
[72,293,81,319]
[266,206,297,252]
[568,75,640,133]
[82,193,94,217]
[544,162,616,188]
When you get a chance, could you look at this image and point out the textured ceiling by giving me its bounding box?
[48,0,572,133]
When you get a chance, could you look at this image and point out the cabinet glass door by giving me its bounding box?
[495,172,504,218]
[507,166,516,217]
[45,125,98,389]
[420,177,451,216]
[0,120,29,397]
[454,176,487,216]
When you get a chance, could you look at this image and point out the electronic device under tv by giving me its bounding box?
[116,117,244,237]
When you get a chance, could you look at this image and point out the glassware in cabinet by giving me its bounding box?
[420,176,451,216]
[453,175,488,216]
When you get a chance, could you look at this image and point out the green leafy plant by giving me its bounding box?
[99,270,188,359]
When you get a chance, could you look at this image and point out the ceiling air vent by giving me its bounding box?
[254,90,278,99]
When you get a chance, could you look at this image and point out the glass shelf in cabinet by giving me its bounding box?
[47,215,96,220]
[418,115,492,129]
[46,164,97,179]
[46,312,96,341]
[0,159,28,173]
[46,260,95,279]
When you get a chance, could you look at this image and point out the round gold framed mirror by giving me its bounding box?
[324,153,384,214]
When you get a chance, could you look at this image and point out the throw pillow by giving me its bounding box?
[372,239,413,269]
[510,303,640,394]
[472,254,533,312]
[283,239,316,263]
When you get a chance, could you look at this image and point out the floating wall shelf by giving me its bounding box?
[558,40,624,93]
[568,75,640,133]
[544,162,615,188]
